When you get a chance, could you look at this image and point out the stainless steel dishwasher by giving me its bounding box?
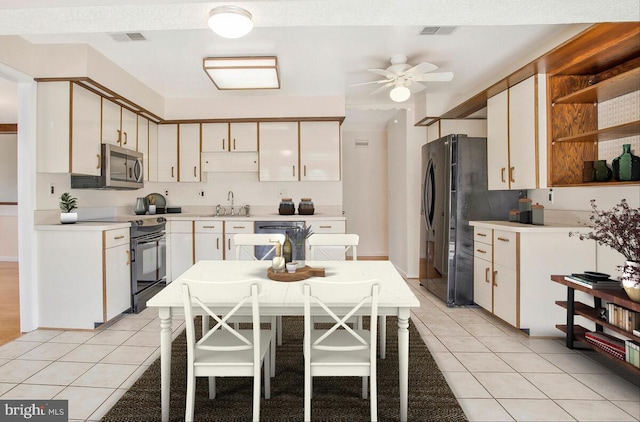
[254,221,304,260]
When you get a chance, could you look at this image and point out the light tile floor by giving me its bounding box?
[0,279,638,421]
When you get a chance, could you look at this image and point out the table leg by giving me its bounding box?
[159,307,173,422]
[398,309,410,422]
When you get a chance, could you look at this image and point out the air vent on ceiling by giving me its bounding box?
[110,32,147,42]
[420,26,456,35]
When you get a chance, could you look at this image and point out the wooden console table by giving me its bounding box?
[551,275,640,374]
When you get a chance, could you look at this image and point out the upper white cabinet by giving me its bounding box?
[202,122,257,152]
[36,81,102,175]
[157,124,178,182]
[137,117,149,180]
[487,75,540,190]
[259,121,299,181]
[101,99,138,151]
[178,123,201,182]
[299,121,340,181]
[147,121,158,182]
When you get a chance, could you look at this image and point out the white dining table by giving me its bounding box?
[147,260,420,421]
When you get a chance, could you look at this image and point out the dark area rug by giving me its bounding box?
[102,316,467,421]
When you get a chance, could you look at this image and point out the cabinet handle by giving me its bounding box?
[233,138,236,150]
[497,237,510,242]
[129,167,132,178]
[501,167,506,183]
[123,131,128,145]
[477,233,487,237]
[228,238,231,250]
[222,138,225,151]
[319,225,332,229]
[233,226,246,229]
[202,225,216,229]
[193,166,197,177]
[171,166,174,178]
[304,165,307,177]
[114,235,125,240]
[292,165,296,177]
[476,248,487,254]
[117,129,121,145]
[493,270,498,286]
[96,154,101,169]
[509,166,515,183]
[216,238,220,249]
[126,249,131,265]
[485,267,490,283]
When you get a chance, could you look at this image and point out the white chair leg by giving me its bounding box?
[371,370,378,422]
[271,317,276,377]
[253,372,261,422]
[185,369,195,422]
[277,316,283,345]
[304,374,312,421]
[264,350,271,399]
[362,376,368,399]
[379,315,386,359]
[208,377,216,399]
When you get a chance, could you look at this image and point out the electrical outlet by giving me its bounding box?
[198,191,205,197]
[548,188,554,204]
[278,188,287,198]
[49,183,56,197]
[165,190,169,196]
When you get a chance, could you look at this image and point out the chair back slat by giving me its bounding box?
[308,233,359,261]
[234,233,286,260]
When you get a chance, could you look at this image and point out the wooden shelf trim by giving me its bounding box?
[555,300,640,341]
[551,275,640,312]
[550,180,640,188]
[553,67,640,105]
[556,324,640,374]
[553,120,640,143]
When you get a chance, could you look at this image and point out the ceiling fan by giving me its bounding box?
[352,55,454,102]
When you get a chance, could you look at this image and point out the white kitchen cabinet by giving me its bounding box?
[157,124,178,182]
[201,152,258,172]
[137,116,149,179]
[168,220,194,281]
[299,121,341,181]
[230,122,258,151]
[472,227,493,311]
[36,81,101,175]
[224,220,254,260]
[104,228,132,321]
[259,121,299,181]
[148,121,158,181]
[305,220,346,259]
[202,123,228,152]
[179,123,201,182]
[492,230,518,326]
[102,99,138,151]
[194,220,224,261]
[487,75,539,190]
[37,226,131,329]
[71,83,102,176]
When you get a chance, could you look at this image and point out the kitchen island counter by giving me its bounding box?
[469,220,584,233]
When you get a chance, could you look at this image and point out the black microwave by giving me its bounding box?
[71,144,144,190]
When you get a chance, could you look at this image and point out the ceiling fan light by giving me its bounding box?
[208,6,253,39]
[389,85,411,102]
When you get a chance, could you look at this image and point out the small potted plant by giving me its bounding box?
[570,199,640,302]
[287,225,314,266]
[59,192,78,224]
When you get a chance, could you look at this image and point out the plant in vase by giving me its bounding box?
[569,199,640,302]
[287,225,314,266]
[59,192,78,224]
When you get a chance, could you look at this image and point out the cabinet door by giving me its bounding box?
[487,90,509,190]
[37,82,71,173]
[137,117,149,180]
[71,84,102,176]
[179,123,201,182]
[493,262,517,326]
[104,242,132,320]
[121,107,138,151]
[224,221,254,260]
[258,122,299,181]
[195,221,224,261]
[148,121,158,181]
[157,124,178,182]
[202,123,229,152]
[299,121,340,181]
[473,255,493,311]
[230,122,258,151]
[168,221,194,281]
[307,220,346,259]
[101,99,121,146]
[509,76,537,189]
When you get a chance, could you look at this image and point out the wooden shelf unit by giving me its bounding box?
[552,66,640,105]
[551,275,640,375]
[553,121,640,144]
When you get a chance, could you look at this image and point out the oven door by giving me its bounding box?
[133,231,166,285]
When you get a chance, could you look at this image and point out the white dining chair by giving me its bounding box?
[181,279,272,422]
[234,233,286,260]
[302,279,379,422]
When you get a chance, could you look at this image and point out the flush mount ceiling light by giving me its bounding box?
[208,6,253,39]
[203,56,280,90]
[389,84,411,102]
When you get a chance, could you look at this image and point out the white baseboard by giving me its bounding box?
[0,256,18,262]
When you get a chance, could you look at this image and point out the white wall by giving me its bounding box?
[342,129,388,257]
[0,133,17,202]
[387,111,408,273]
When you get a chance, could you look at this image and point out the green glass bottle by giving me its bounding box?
[283,233,293,263]
[612,144,640,181]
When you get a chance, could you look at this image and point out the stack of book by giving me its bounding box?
[625,340,640,368]
[564,273,622,290]
[606,303,640,331]
[584,331,626,360]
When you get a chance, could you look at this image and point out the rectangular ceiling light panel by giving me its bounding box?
[203,56,280,90]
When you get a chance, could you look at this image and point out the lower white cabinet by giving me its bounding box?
[224,220,254,260]
[167,220,194,282]
[195,220,223,261]
[471,223,596,336]
[37,226,131,329]
[306,220,347,259]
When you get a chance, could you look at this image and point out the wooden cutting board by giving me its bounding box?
[267,265,325,282]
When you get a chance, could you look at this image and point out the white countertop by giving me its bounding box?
[35,221,132,231]
[469,220,586,233]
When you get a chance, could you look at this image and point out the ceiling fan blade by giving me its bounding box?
[368,68,397,79]
[369,82,395,95]
[404,62,438,77]
[350,79,392,87]
[414,72,454,82]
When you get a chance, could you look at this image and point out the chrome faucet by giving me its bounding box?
[227,191,234,215]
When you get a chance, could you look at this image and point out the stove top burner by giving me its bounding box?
[81,216,166,226]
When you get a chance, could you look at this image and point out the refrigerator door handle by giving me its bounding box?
[424,159,436,230]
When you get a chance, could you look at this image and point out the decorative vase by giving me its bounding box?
[621,260,640,303]
[582,161,595,182]
[612,144,640,181]
[134,197,148,215]
[592,160,612,182]
[60,212,77,224]
[292,241,306,266]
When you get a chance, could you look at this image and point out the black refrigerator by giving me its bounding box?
[419,134,523,306]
